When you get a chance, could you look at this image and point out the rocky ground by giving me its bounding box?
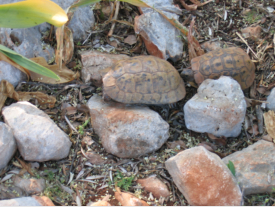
[0,0,275,206]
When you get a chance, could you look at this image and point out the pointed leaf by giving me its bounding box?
[70,0,101,10]
[0,44,60,80]
[0,0,68,28]
[227,160,236,177]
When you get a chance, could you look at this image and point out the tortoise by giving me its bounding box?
[102,56,186,104]
[181,47,255,90]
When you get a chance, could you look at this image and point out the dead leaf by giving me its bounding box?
[15,157,34,176]
[30,57,79,84]
[86,152,107,165]
[188,18,205,61]
[115,187,149,206]
[178,0,197,11]
[81,136,94,148]
[207,133,227,146]
[55,26,74,65]
[0,80,19,110]
[166,140,186,152]
[124,35,137,45]
[198,142,215,152]
[17,92,56,108]
[263,110,275,141]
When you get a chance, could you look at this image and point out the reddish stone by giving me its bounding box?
[165,146,242,206]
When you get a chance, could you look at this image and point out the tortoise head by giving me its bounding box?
[181,69,198,88]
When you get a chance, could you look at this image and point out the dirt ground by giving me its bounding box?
[1,0,275,206]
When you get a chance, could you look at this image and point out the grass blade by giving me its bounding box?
[0,45,60,80]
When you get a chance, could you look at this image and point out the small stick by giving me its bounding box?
[236,32,259,59]
[108,1,120,37]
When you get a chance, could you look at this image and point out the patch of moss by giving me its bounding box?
[244,10,264,24]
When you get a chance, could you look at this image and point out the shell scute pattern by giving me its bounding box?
[103,56,186,104]
[191,47,255,89]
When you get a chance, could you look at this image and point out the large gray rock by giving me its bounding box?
[0,61,27,87]
[0,122,17,170]
[0,197,41,206]
[223,140,275,195]
[267,87,275,111]
[2,102,72,162]
[165,146,242,206]
[134,0,183,61]
[87,95,169,158]
[0,0,95,64]
[184,76,246,137]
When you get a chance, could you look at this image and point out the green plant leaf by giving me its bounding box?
[0,0,68,28]
[227,160,236,177]
[69,0,101,10]
[0,44,60,80]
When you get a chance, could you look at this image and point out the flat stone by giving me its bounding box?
[0,122,17,170]
[165,146,242,206]
[134,0,183,61]
[2,102,72,162]
[184,76,246,137]
[222,140,275,195]
[267,87,275,111]
[0,197,42,206]
[13,176,46,195]
[0,61,27,87]
[87,95,169,158]
[80,51,130,85]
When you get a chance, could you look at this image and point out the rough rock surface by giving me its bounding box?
[134,0,183,61]
[184,76,246,137]
[0,197,42,206]
[267,87,275,111]
[165,146,242,206]
[0,0,95,62]
[137,176,170,198]
[0,122,17,170]
[80,51,130,85]
[87,95,169,158]
[223,140,275,195]
[0,61,28,87]
[2,102,72,162]
[13,176,46,195]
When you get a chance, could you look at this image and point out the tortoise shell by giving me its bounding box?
[191,47,255,90]
[102,56,186,104]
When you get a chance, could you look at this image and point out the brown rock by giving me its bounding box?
[241,26,262,40]
[165,146,242,206]
[32,196,55,206]
[80,51,130,85]
[137,176,170,198]
[13,176,46,195]
[223,140,275,195]
[87,95,169,158]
